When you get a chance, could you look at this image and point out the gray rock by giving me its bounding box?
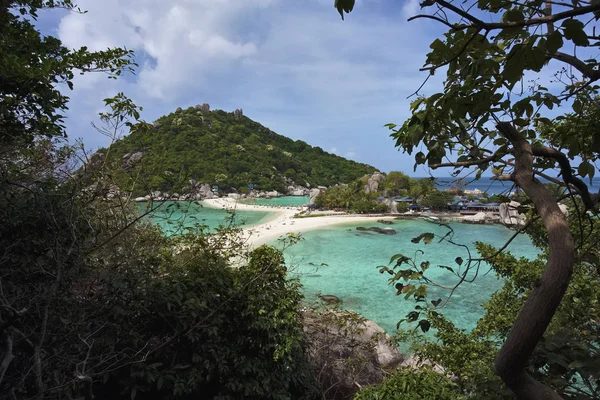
[309,188,321,203]
[318,294,341,304]
[304,310,403,399]
[122,151,144,169]
[499,201,526,226]
[364,172,385,194]
[87,152,105,170]
[134,197,147,202]
[228,193,241,200]
[266,190,279,198]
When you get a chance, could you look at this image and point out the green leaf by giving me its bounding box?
[455,257,463,266]
[389,253,411,265]
[562,19,589,46]
[431,298,442,307]
[439,265,455,273]
[334,0,355,20]
[546,31,564,54]
[578,161,595,182]
[418,319,431,333]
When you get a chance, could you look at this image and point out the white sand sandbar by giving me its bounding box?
[203,198,396,248]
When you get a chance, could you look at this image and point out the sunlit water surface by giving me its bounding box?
[140,203,540,339]
[275,220,539,335]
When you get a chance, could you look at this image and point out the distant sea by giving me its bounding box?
[430,176,600,195]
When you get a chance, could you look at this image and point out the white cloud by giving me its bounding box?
[401,0,420,18]
[52,0,442,171]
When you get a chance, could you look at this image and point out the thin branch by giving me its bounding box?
[423,0,600,31]
[551,52,600,82]
[420,28,484,72]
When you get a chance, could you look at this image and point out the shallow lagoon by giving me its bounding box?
[138,201,275,235]
[278,219,539,335]
[240,195,310,207]
[141,202,540,337]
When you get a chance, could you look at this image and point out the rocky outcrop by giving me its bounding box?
[227,193,241,200]
[304,310,403,400]
[122,151,144,170]
[499,201,526,226]
[183,180,215,200]
[309,188,322,204]
[233,108,243,120]
[265,190,279,198]
[382,198,398,214]
[86,151,105,170]
[364,172,385,194]
[286,184,309,196]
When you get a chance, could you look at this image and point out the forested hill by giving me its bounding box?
[104,104,377,193]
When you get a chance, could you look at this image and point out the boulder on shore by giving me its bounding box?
[304,310,403,400]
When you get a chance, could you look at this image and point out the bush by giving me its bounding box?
[354,369,464,400]
[351,199,389,214]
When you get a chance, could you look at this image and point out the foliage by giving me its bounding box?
[378,204,600,399]
[340,0,600,397]
[0,0,136,145]
[420,190,453,210]
[103,107,377,194]
[381,171,414,197]
[351,199,389,214]
[396,201,409,213]
[354,368,465,400]
[314,180,389,213]
[0,142,319,399]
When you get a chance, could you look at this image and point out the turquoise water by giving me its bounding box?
[240,196,310,207]
[278,220,539,336]
[138,201,275,235]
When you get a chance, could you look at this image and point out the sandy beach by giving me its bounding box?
[203,198,396,248]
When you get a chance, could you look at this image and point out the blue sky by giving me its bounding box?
[33,0,455,175]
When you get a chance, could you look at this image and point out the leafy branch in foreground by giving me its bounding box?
[339,0,599,398]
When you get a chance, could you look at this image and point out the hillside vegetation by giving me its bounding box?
[104,105,377,194]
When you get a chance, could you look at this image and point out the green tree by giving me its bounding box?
[339,0,600,398]
[0,1,135,145]
[382,171,413,197]
[420,190,453,210]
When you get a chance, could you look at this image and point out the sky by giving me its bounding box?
[32,0,454,175]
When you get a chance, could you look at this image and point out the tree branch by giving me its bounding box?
[494,121,573,400]
[423,0,600,31]
[430,152,500,169]
[0,331,14,387]
[531,145,595,210]
[551,52,600,82]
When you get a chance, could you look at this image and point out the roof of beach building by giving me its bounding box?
[394,197,415,202]
[465,202,500,208]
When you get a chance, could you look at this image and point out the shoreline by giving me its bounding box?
[203,198,398,248]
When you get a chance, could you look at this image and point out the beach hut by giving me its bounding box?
[408,203,422,212]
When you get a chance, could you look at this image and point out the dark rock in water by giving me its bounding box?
[377,219,394,225]
[356,226,397,235]
[318,294,341,304]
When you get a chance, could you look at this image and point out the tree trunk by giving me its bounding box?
[494,122,574,400]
